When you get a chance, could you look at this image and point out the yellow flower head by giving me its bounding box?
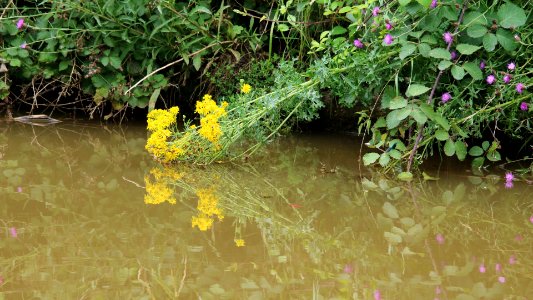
[234,239,245,247]
[241,83,252,94]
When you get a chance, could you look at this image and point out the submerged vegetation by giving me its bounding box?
[1,0,532,171]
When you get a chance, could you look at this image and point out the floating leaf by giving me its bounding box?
[422,172,439,180]
[397,171,413,182]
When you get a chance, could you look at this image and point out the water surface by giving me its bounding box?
[1,122,532,299]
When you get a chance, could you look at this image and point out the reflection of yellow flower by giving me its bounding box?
[191,188,224,231]
[234,239,245,247]
[241,83,252,94]
[143,167,182,205]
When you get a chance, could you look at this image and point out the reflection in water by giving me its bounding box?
[0,125,532,299]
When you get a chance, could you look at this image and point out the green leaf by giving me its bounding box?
[482,33,498,52]
[388,149,402,159]
[193,55,202,71]
[383,202,399,218]
[363,153,380,166]
[456,44,481,55]
[463,62,483,80]
[410,108,427,125]
[384,232,402,245]
[422,172,439,181]
[418,43,431,57]
[435,129,449,141]
[451,65,465,80]
[399,0,411,6]
[148,88,161,112]
[386,108,411,129]
[468,146,484,157]
[389,96,408,109]
[277,24,289,32]
[339,6,353,13]
[496,29,517,51]
[397,171,413,181]
[406,84,431,97]
[472,157,485,169]
[434,115,450,131]
[497,3,527,29]
[455,141,467,161]
[399,43,417,60]
[438,60,453,71]
[9,58,21,67]
[486,150,501,162]
[429,48,451,60]
[466,25,487,38]
[109,56,122,69]
[444,139,455,156]
[330,26,347,36]
[38,52,58,63]
[379,153,390,167]
[59,60,70,71]
[101,56,109,66]
[416,0,431,7]
[482,141,490,150]
[463,11,487,26]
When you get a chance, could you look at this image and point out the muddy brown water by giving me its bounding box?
[1,122,532,299]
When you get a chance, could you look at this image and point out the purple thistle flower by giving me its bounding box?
[450,51,457,60]
[495,263,502,272]
[430,0,438,8]
[372,7,380,16]
[509,255,517,265]
[20,42,27,49]
[443,32,453,45]
[486,74,496,85]
[520,102,528,111]
[503,74,511,84]
[385,22,393,30]
[530,215,533,224]
[507,62,515,71]
[16,18,24,29]
[353,39,364,48]
[505,181,514,189]
[498,276,506,283]
[441,92,451,103]
[435,286,442,295]
[480,60,486,70]
[343,264,353,274]
[505,172,514,182]
[10,227,17,238]
[383,34,393,45]
[17,186,22,193]
[516,83,525,94]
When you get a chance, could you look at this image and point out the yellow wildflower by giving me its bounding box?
[195,95,227,147]
[234,239,245,247]
[241,83,252,94]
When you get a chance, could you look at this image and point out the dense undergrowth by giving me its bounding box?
[1,0,532,173]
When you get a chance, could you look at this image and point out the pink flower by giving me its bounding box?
[507,62,515,71]
[385,22,393,30]
[17,187,22,193]
[353,39,364,48]
[430,0,438,8]
[530,215,533,224]
[498,276,506,283]
[486,74,496,85]
[479,264,486,273]
[16,18,24,29]
[509,255,517,265]
[374,290,381,300]
[343,264,353,274]
[520,102,528,111]
[436,233,445,244]
[10,227,17,238]
[505,172,514,182]
[443,32,453,45]
[372,7,380,16]
[495,263,501,272]
[450,51,457,60]
[441,92,451,103]
[479,60,486,70]
[20,42,27,49]
[435,286,442,294]
[503,74,511,84]
[516,83,525,94]
[515,234,523,241]
[383,34,393,45]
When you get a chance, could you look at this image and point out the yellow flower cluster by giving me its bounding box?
[241,83,252,94]
[145,107,184,163]
[234,239,245,247]
[191,188,224,231]
[195,94,228,148]
[143,168,182,205]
